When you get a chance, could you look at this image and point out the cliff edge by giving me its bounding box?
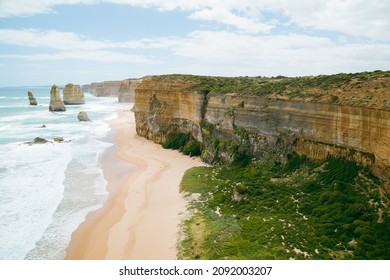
[134,71,390,189]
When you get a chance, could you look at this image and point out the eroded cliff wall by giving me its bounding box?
[86,81,122,97]
[135,77,205,143]
[134,73,390,187]
[118,79,142,103]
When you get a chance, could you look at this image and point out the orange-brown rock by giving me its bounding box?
[134,73,390,188]
[49,85,66,112]
[63,83,85,105]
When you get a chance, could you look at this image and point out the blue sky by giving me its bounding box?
[0,0,389,86]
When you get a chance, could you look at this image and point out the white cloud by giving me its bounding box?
[0,1,388,83]
[0,26,388,76]
[167,30,389,76]
[0,28,157,63]
[1,0,389,39]
[0,50,155,63]
[0,29,114,50]
[189,8,274,34]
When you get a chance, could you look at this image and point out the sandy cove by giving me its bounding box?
[65,108,205,260]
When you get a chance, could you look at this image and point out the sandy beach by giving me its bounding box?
[65,108,205,260]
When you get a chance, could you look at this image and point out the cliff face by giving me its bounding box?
[135,77,204,144]
[63,83,85,105]
[134,73,390,188]
[118,79,142,103]
[86,81,122,97]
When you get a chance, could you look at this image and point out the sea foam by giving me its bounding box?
[0,87,120,259]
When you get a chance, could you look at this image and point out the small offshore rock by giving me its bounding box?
[40,124,46,128]
[27,91,38,106]
[77,111,91,122]
[26,137,49,145]
[53,137,64,143]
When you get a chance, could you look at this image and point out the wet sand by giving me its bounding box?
[65,109,204,259]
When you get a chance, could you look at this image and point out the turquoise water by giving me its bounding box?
[0,86,121,259]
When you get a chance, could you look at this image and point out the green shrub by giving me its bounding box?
[163,132,189,150]
[182,141,201,156]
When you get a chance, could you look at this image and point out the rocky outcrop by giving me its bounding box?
[53,137,64,142]
[63,83,85,105]
[26,136,67,144]
[134,72,390,188]
[26,137,49,145]
[27,91,37,105]
[118,79,142,103]
[49,85,66,112]
[77,111,91,122]
[85,81,122,97]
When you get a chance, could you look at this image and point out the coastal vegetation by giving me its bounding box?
[178,154,390,260]
[149,70,390,259]
[154,70,389,99]
[163,132,202,157]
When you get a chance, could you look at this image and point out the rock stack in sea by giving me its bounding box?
[77,111,91,122]
[63,83,85,105]
[27,91,37,106]
[49,85,66,112]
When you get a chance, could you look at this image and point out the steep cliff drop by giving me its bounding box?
[118,79,142,103]
[86,81,122,97]
[49,84,66,112]
[63,83,85,105]
[134,72,390,190]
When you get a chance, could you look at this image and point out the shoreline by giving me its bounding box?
[65,107,205,259]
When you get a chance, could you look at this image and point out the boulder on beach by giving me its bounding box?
[63,83,85,105]
[27,91,37,106]
[49,85,66,112]
[77,111,91,122]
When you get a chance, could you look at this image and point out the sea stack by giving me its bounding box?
[77,111,91,122]
[49,85,66,112]
[27,91,37,106]
[63,83,85,105]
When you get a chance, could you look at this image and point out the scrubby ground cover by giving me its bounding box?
[178,154,390,259]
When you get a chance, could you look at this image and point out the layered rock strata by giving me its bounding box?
[27,91,37,105]
[49,85,66,112]
[63,83,85,105]
[134,73,390,189]
[118,79,142,103]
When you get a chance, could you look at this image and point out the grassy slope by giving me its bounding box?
[179,155,390,260]
[154,70,390,259]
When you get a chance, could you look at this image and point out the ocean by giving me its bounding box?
[0,86,121,259]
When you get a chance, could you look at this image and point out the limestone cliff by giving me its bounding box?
[49,85,66,112]
[63,83,85,105]
[134,72,390,188]
[86,81,122,97]
[118,79,142,103]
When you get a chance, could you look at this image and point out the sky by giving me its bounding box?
[0,0,389,86]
